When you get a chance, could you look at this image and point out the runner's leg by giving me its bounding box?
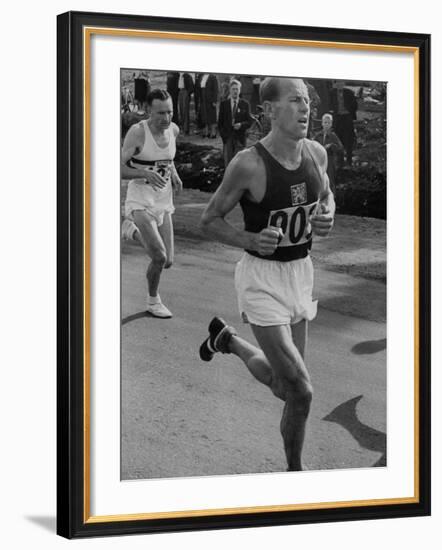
[132,210,167,298]
[157,212,174,269]
[251,323,312,471]
[229,335,276,390]
[225,320,311,468]
[291,319,308,360]
[228,334,284,399]
[220,320,309,405]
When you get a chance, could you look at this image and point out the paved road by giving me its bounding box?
[121,233,386,480]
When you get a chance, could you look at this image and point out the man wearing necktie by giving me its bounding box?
[218,79,254,167]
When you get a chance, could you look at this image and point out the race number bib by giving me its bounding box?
[144,160,172,183]
[268,201,319,247]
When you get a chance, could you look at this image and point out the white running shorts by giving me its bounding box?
[125,180,175,226]
[234,253,318,327]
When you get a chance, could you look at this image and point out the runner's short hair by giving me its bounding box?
[147,88,171,106]
[259,77,306,103]
[230,79,241,88]
[260,77,283,103]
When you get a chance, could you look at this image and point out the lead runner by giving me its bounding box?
[199,77,335,471]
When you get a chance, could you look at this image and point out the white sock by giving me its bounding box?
[148,295,161,305]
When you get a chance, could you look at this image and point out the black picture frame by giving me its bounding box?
[57,10,431,539]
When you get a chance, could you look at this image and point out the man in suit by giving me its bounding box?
[218,79,254,167]
[201,73,219,138]
[166,72,180,124]
[330,81,358,166]
[133,70,150,110]
[194,73,204,131]
[177,72,195,135]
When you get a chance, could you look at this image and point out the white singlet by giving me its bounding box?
[125,120,177,225]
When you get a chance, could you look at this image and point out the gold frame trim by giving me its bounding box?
[82,27,420,524]
[83,27,91,521]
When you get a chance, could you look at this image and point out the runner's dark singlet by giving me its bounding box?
[240,140,323,261]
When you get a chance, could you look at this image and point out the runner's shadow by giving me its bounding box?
[122,311,148,325]
[122,311,171,325]
[322,395,386,467]
[351,338,386,355]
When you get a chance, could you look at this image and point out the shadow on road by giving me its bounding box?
[322,395,386,467]
[352,338,387,355]
[122,311,173,325]
[122,311,148,325]
[318,276,386,323]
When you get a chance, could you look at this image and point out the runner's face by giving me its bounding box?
[150,98,173,130]
[272,79,310,139]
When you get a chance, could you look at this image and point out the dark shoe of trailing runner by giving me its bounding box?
[199,317,237,361]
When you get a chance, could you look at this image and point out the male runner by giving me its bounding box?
[121,88,183,318]
[199,77,335,471]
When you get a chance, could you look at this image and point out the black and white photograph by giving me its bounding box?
[53,7,431,541]
[1,0,437,545]
[120,69,387,480]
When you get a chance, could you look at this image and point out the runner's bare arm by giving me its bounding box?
[309,140,335,236]
[121,124,148,179]
[171,162,183,194]
[200,150,281,255]
[320,172,335,214]
[172,122,180,139]
[170,124,183,193]
[317,148,336,215]
[120,124,167,188]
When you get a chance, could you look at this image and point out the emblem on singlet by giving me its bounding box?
[130,158,173,183]
[146,160,172,182]
[290,182,307,206]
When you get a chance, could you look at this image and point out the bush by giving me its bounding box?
[335,168,386,219]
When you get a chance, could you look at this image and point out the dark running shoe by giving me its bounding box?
[199,317,237,362]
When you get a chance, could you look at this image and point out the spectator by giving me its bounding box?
[239,75,254,106]
[166,71,180,124]
[220,74,232,102]
[194,73,204,131]
[121,86,135,111]
[330,81,358,166]
[313,113,344,193]
[201,73,219,138]
[251,76,262,114]
[134,71,150,111]
[218,79,254,167]
[178,72,195,135]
